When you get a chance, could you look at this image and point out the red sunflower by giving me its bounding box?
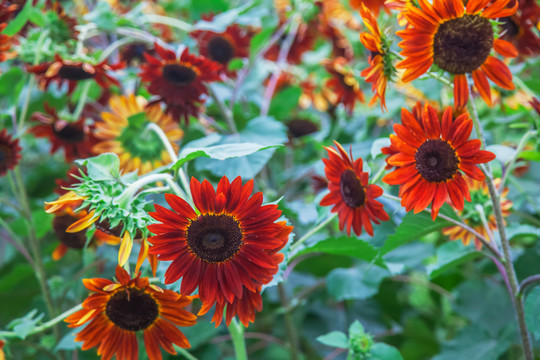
[0,129,21,176]
[65,266,197,360]
[382,103,496,219]
[147,176,292,323]
[30,103,99,162]
[264,21,317,65]
[500,0,540,58]
[396,0,519,108]
[191,22,255,77]
[27,55,124,94]
[201,286,263,327]
[0,23,15,70]
[323,57,365,115]
[140,43,221,124]
[320,141,389,236]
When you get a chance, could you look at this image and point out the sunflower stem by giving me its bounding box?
[290,213,338,255]
[144,122,178,163]
[499,129,536,195]
[176,348,199,360]
[99,36,135,62]
[208,84,237,134]
[114,173,188,208]
[484,171,534,360]
[474,204,496,249]
[278,284,300,360]
[0,304,83,340]
[518,275,540,298]
[370,163,387,185]
[72,80,92,120]
[229,318,248,360]
[140,14,193,32]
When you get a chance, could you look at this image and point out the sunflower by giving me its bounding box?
[0,23,15,70]
[200,286,263,327]
[298,78,333,112]
[320,141,389,236]
[191,22,255,77]
[120,42,155,66]
[147,176,292,321]
[443,178,512,249]
[323,57,365,115]
[139,43,221,124]
[382,103,496,219]
[500,0,540,58]
[27,55,124,94]
[30,103,98,162]
[396,0,519,108]
[350,0,388,17]
[385,0,414,27]
[0,129,21,177]
[65,265,197,360]
[264,21,317,65]
[93,94,183,175]
[359,3,394,111]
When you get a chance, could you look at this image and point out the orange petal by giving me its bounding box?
[481,56,514,90]
[454,74,469,109]
[118,231,132,267]
[66,210,98,232]
[472,69,492,106]
[493,38,518,58]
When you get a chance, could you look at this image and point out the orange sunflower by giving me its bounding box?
[65,266,197,360]
[396,0,519,108]
[30,103,99,162]
[350,0,389,16]
[27,55,124,94]
[147,176,292,324]
[323,57,365,114]
[140,43,221,124]
[320,141,389,236]
[382,103,496,219]
[191,22,255,77]
[443,178,512,249]
[0,129,21,177]
[359,3,394,111]
[93,94,183,175]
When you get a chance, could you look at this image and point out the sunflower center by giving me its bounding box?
[186,214,243,263]
[106,288,158,332]
[208,36,235,64]
[162,64,198,86]
[58,65,95,80]
[95,219,123,237]
[53,124,85,143]
[500,17,520,37]
[415,139,460,182]
[117,112,164,162]
[433,15,493,74]
[340,169,366,208]
[53,214,87,249]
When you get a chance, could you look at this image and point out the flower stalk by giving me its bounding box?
[228,318,248,360]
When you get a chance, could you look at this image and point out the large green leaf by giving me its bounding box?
[316,331,348,349]
[327,264,390,301]
[76,153,120,181]
[525,287,540,339]
[426,241,481,279]
[1,0,32,36]
[370,343,404,360]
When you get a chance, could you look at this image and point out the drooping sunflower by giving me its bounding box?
[382,103,496,219]
[359,3,394,111]
[30,103,99,162]
[396,0,519,108]
[0,129,21,177]
[147,176,292,319]
[139,43,221,124]
[27,55,124,94]
[320,141,389,236]
[65,266,197,360]
[443,178,512,249]
[191,22,255,77]
[323,57,365,115]
[93,94,183,175]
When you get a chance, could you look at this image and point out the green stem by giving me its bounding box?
[278,284,300,360]
[144,122,178,163]
[176,348,199,360]
[72,80,92,120]
[115,173,188,208]
[370,163,387,185]
[208,84,237,134]
[290,213,338,254]
[229,318,248,360]
[99,37,135,62]
[499,129,537,195]
[0,304,83,339]
[140,14,193,32]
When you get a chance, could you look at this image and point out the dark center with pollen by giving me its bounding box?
[208,36,235,64]
[340,169,366,208]
[53,124,85,143]
[106,289,158,332]
[162,64,197,86]
[186,214,243,263]
[95,219,123,237]
[433,14,493,74]
[58,65,95,80]
[415,139,460,182]
[53,214,87,249]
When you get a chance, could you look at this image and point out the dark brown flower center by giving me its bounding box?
[186,214,243,263]
[500,16,520,38]
[95,219,123,237]
[53,214,87,249]
[106,288,158,331]
[53,124,85,143]
[58,65,95,80]
[208,35,235,64]
[340,169,366,208]
[415,139,460,182]
[162,64,197,86]
[433,15,493,74]
[287,118,318,138]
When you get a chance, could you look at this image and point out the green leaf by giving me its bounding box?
[75,153,120,181]
[486,145,516,165]
[327,264,390,301]
[294,236,384,266]
[192,2,253,32]
[127,112,147,127]
[316,331,349,349]
[7,309,44,340]
[525,287,540,338]
[9,210,53,239]
[28,7,46,27]
[371,138,391,159]
[381,205,455,255]
[1,0,32,36]
[269,86,302,120]
[426,241,481,279]
[0,67,25,106]
[370,343,404,360]
[507,224,540,241]
[519,150,540,162]
[55,329,82,351]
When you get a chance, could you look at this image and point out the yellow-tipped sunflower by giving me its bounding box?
[93,95,183,175]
